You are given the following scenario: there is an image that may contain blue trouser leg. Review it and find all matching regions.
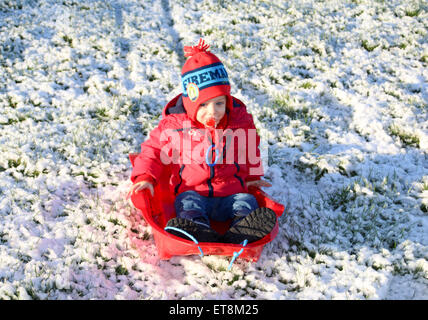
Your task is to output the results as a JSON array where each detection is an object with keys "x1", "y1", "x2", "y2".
[
  {"x1": 175, "y1": 191, "x2": 259, "y2": 228},
  {"x1": 174, "y1": 191, "x2": 211, "y2": 228},
  {"x1": 211, "y1": 193, "x2": 259, "y2": 226}
]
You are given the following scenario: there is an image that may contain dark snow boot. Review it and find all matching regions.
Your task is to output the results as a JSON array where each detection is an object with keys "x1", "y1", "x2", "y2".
[
  {"x1": 165, "y1": 217, "x2": 221, "y2": 243},
  {"x1": 221, "y1": 207, "x2": 277, "y2": 244}
]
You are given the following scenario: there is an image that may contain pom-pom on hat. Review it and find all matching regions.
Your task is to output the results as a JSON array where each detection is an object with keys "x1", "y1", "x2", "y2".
[{"x1": 181, "y1": 39, "x2": 231, "y2": 121}]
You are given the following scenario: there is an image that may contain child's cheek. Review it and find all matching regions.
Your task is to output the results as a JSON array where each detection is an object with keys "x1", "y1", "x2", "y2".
[{"x1": 196, "y1": 109, "x2": 205, "y2": 123}]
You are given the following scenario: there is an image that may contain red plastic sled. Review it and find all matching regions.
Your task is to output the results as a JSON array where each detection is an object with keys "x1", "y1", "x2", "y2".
[{"x1": 129, "y1": 153, "x2": 285, "y2": 262}]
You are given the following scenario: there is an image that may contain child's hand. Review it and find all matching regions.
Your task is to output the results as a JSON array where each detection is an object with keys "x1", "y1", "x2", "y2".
[
  {"x1": 246, "y1": 179, "x2": 272, "y2": 188},
  {"x1": 127, "y1": 181, "x2": 154, "y2": 199}
]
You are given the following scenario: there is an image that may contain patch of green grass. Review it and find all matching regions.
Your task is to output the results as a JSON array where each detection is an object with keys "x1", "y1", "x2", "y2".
[
  {"x1": 7, "y1": 96, "x2": 17, "y2": 108},
  {"x1": 335, "y1": 265, "x2": 344, "y2": 271},
  {"x1": 206, "y1": 263, "x2": 227, "y2": 272},
  {"x1": 147, "y1": 74, "x2": 157, "y2": 82},
  {"x1": 108, "y1": 217, "x2": 120, "y2": 226},
  {"x1": 405, "y1": 8, "x2": 421, "y2": 17},
  {"x1": 327, "y1": 185, "x2": 356, "y2": 210},
  {"x1": 222, "y1": 43, "x2": 235, "y2": 51},
  {"x1": 24, "y1": 286, "x2": 39, "y2": 300},
  {"x1": 311, "y1": 46, "x2": 323, "y2": 56},
  {"x1": 362, "y1": 40, "x2": 379, "y2": 52},
  {"x1": 413, "y1": 263, "x2": 425, "y2": 275},
  {"x1": 300, "y1": 81, "x2": 315, "y2": 89},
  {"x1": 26, "y1": 168, "x2": 49, "y2": 178},
  {"x1": 398, "y1": 42, "x2": 407, "y2": 49},
  {"x1": 272, "y1": 95, "x2": 314, "y2": 124},
  {"x1": 0, "y1": 232, "x2": 7, "y2": 244},
  {"x1": 115, "y1": 265, "x2": 129, "y2": 276},
  {"x1": 104, "y1": 85, "x2": 118, "y2": 95},
  {"x1": 89, "y1": 107, "x2": 109, "y2": 120},
  {"x1": 280, "y1": 40, "x2": 293, "y2": 50},
  {"x1": 293, "y1": 156, "x2": 330, "y2": 181},
  {"x1": 246, "y1": 15, "x2": 260, "y2": 24},
  {"x1": 392, "y1": 261, "x2": 425, "y2": 277},
  {"x1": 227, "y1": 274, "x2": 241, "y2": 286},
  {"x1": 308, "y1": 250, "x2": 317, "y2": 259},
  {"x1": 8, "y1": 158, "x2": 22, "y2": 168},
  {"x1": 2, "y1": 113, "x2": 27, "y2": 124},
  {"x1": 62, "y1": 35, "x2": 73, "y2": 47},
  {"x1": 389, "y1": 125, "x2": 420, "y2": 147},
  {"x1": 384, "y1": 89, "x2": 400, "y2": 99},
  {"x1": 94, "y1": 108, "x2": 109, "y2": 120},
  {"x1": 282, "y1": 54, "x2": 294, "y2": 60},
  {"x1": 7, "y1": 158, "x2": 49, "y2": 179}
]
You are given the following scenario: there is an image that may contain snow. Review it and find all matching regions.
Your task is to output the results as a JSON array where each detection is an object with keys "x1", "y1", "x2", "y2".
[{"x1": 0, "y1": 0, "x2": 427, "y2": 300}]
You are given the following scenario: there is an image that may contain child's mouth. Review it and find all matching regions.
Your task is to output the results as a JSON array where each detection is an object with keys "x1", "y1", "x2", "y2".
[{"x1": 206, "y1": 118, "x2": 216, "y2": 128}]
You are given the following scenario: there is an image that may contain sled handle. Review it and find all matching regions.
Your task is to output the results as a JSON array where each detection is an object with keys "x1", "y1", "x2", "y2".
[
  {"x1": 227, "y1": 239, "x2": 248, "y2": 271},
  {"x1": 164, "y1": 226, "x2": 204, "y2": 257}
]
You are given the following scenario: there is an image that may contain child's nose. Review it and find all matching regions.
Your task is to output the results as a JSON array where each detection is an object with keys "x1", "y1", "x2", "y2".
[{"x1": 207, "y1": 103, "x2": 216, "y2": 115}]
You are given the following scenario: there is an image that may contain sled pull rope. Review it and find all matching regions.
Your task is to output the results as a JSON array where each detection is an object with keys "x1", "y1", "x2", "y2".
[
  {"x1": 227, "y1": 239, "x2": 248, "y2": 271},
  {"x1": 164, "y1": 226, "x2": 204, "y2": 257}
]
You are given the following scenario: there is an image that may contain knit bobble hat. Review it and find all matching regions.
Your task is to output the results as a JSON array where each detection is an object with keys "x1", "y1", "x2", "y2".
[{"x1": 181, "y1": 39, "x2": 232, "y2": 122}]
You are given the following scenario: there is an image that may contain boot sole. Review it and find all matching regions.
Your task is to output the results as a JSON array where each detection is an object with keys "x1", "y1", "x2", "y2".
[
  {"x1": 221, "y1": 207, "x2": 277, "y2": 244},
  {"x1": 165, "y1": 217, "x2": 221, "y2": 243}
]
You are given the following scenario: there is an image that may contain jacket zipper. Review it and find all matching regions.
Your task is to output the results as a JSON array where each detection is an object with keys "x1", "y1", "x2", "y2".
[
  {"x1": 207, "y1": 143, "x2": 215, "y2": 197},
  {"x1": 207, "y1": 166, "x2": 214, "y2": 197},
  {"x1": 174, "y1": 164, "x2": 185, "y2": 195},
  {"x1": 234, "y1": 161, "x2": 245, "y2": 189}
]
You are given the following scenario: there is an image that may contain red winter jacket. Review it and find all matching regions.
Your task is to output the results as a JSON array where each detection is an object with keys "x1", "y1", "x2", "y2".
[{"x1": 130, "y1": 94, "x2": 263, "y2": 197}]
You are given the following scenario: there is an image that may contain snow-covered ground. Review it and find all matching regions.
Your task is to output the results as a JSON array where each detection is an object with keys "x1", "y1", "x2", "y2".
[{"x1": 0, "y1": 0, "x2": 427, "y2": 300}]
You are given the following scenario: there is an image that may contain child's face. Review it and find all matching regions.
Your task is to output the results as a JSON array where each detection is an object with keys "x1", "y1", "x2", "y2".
[{"x1": 196, "y1": 95, "x2": 226, "y2": 127}]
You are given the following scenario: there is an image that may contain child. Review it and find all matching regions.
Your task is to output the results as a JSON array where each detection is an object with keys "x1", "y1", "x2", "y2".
[{"x1": 129, "y1": 39, "x2": 276, "y2": 244}]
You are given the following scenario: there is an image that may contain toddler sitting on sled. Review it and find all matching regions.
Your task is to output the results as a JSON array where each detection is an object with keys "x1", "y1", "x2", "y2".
[{"x1": 128, "y1": 39, "x2": 276, "y2": 244}]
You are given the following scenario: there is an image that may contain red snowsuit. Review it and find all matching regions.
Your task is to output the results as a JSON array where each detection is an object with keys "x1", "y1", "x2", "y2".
[{"x1": 131, "y1": 94, "x2": 263, "y2": 198}]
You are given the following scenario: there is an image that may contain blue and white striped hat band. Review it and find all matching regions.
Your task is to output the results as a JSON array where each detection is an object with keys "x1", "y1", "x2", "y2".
[{"x1": 181, "y1": 62, "x2": 230, "y2": 97}]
